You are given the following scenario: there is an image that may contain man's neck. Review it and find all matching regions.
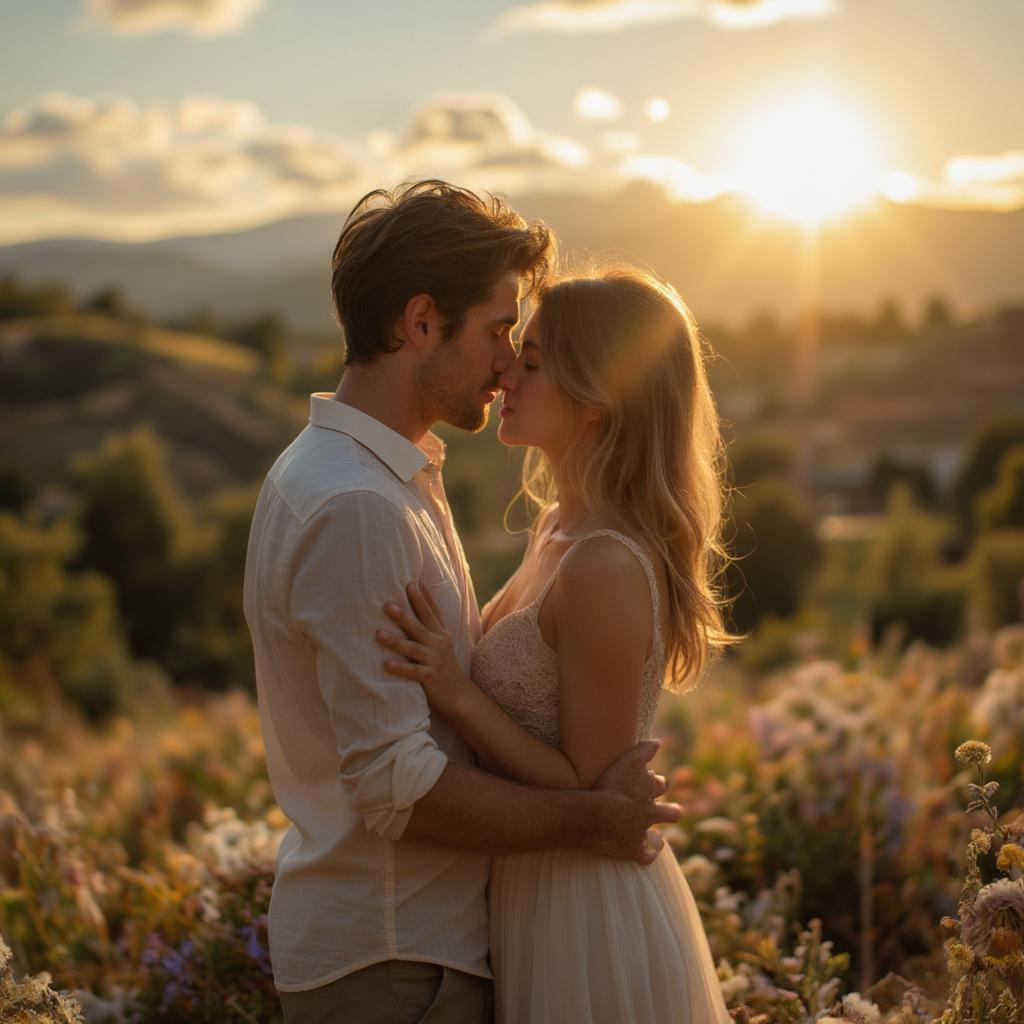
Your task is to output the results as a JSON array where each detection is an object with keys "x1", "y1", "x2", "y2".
[{"x1": 334, "y1": 367, "x2": 433, "y2": 445}]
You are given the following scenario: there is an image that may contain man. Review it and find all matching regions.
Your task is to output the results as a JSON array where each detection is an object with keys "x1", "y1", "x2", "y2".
[{"x1": 243, "y1": 180, "x2": 680, "y2": 1024}]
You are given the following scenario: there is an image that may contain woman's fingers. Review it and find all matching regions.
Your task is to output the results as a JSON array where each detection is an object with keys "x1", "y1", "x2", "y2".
[
  {"x1": 376, "y1": 630, "x2": 430, "y2": 664},
  {"x1": 406, "y1": 582, "x2": 443, "y2": 632},
  {"x1": 417, "y1": 581, "x2": 445, "y2": 623},
  {"x1": 382, "y1": 659, "x2": 429, "y2": 682},
  {"x1": 383, "y1": 602, "x2": 431, "y2": 643}
]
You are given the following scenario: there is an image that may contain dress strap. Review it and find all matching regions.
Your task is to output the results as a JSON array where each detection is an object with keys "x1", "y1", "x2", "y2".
[{"x1": 536, "y1": 528, "x2": 665, "y2": 668}]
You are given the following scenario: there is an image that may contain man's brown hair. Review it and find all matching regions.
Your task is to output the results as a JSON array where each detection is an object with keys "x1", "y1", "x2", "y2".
[{"x1": 331, "y1": 180, "x2": 555, "y2": 365}]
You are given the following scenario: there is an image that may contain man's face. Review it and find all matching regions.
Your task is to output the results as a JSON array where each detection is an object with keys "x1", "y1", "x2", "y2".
[{"x1": 417, "y1": 272, "x2": 520, "y2": 432}]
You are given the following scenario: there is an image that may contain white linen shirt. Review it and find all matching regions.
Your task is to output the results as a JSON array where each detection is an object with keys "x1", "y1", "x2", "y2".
[{"x1": 243, "y1": 393, "x2": 490, "y2": 993}]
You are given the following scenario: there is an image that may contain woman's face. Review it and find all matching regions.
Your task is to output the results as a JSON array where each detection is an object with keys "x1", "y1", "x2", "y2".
[{"x1": 496, "y1": 310, "x2": 576, "y2": 458}]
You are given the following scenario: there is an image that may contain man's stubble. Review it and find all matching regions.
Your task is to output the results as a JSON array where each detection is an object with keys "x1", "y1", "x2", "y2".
[{"x1": 416, "y1": 336, "x2": 493, "y2": 433}]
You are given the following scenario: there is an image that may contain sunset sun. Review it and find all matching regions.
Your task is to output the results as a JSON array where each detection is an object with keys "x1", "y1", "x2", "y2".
[{"x1": 727, "y1": 90, "x2": 885, "y2": 225}]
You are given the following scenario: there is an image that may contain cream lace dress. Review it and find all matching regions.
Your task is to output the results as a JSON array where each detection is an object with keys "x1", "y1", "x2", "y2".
[{"x1": 473, "y1": 529, "x2": 732, "y2": 1024}]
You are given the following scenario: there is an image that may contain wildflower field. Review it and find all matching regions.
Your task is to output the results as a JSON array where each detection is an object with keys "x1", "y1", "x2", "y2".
[{"x1": 1, "y1": 627, "x2": 1022, "y2": 1023}]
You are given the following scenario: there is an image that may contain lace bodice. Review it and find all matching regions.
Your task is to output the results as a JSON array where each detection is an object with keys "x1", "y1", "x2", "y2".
[{"x1": 471, "y1": 529, "x2": 666, "y2": 749}]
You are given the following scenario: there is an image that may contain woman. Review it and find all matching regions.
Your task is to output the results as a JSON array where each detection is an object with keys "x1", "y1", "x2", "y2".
[{"x1": 375, "y1": 265, "x2": 736, "y2": 1023}]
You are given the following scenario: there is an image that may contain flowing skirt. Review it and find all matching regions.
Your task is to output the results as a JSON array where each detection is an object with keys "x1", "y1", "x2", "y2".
[{"x1": 488, "y1": 842, "x2": 732, "y2": 1024}]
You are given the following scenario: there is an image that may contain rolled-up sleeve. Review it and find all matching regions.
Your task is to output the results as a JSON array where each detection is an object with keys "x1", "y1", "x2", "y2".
[{"x1": 288, "y1": 490, "x2": 449, "y2": 840}]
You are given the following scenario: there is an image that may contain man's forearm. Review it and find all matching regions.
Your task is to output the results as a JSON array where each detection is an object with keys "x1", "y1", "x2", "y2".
[{"x1": 403, "y1": 761, "x2": 611, "y2": 856}]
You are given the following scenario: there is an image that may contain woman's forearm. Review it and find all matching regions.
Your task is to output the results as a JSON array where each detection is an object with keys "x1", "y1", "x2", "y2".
[{"x1": 444, "y1": 683, "x2": 583, "y2": 789}]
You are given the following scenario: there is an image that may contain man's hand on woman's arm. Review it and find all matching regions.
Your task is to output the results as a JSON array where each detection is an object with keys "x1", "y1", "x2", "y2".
[{"x1": 402, "y1": 739, "x2": 678, "y2": 866}]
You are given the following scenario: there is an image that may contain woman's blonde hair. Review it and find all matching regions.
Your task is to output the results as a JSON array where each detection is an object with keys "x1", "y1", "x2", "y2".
[{"x1": 510, "y1": 264, "x2": 739, "y2": 691}]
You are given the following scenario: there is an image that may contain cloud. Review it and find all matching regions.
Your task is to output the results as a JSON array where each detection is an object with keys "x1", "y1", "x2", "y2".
[
  {"x1": 619, "y1": 153, "x2": 727, "y2": 201},
  {"x1": 708, "y1": 0, "x2": 836, "y2": 30},
  {"x1": 391, "y1": 92, "x2": 589, "y2": 194},
  {"x1": 0, "y1": 92, "x2": 362, "y2": 242},
  {"x1": 85, "y1": 0, "x2": 264, "y2": 36},
  {"x1": 879, "y1": 153, "x2": 1024, "y2": 212},
  {"x1": 573, "y1": 87, "x2": 623, "y2": 122},
  {"x1": 944, "y1": 150, "x2": 1024, "y2": 189},
  {"x1": 600, "y1": 130, "x2": 640, "y2": 154},
  {"x1": 643, "y1": 97, "x2": 671, "y2": 122},
  {"x1": 490, "y1": 0, "x2": 835, "y2": 35},
  {"x1": 0, "y1": 90, "x2": 597, "y2": 244}
]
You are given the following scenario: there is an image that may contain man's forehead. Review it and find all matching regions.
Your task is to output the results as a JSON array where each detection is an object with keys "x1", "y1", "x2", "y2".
[{"x1": 484, "y1": 272, "x2": 522, "y2": 321}]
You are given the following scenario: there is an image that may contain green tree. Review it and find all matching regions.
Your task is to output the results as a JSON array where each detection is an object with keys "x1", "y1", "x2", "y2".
[
  {"x1": 873, "y1": 296, "x2": 906, "y2": 338},
  {"x1": 232, "y1": 313, "x2": 290, "y2": 383},
  {"x1": 728, "y1": 436, "x2": 795, "y2": 490},
  {"x1": 969, "y1": 530, "x2": 1024, "y2": 628},
  {"x1": 951, "y1": 415, "x2": 1024, "y2": 533},
  {"x1": 0, "y1": 275, "x2": 73, "y2": 319},
  {"x1": 974, "y1": 445, "x2": 1024, "y2": 531},
  {"x1": 724, "y1": 480, "x2": 822, "y2": 634},
  {"x1": 171, "y1": 484, "x2": 258, "y2": 691},
  {"x1": 866, "y1": 454, "x2": 938, "y2": 510},
  {"x1": 0, "y1": 513, "x2": 135, "y2": 721},
  {"x1": 80, "y1": 286, "x2": 125, "y2": 318},
  {"x1": 862, "y1": 484, "x2": 964, "y2": 646},
  {"x1": 0, "y1": 466, "x2": 32, "y2": 514},
  {"x1": 921, "y1": 293, "x2": 954, "y2": 331},
  {"x1": 71, "y1": 428, "x2": 190, "y2": 660}
]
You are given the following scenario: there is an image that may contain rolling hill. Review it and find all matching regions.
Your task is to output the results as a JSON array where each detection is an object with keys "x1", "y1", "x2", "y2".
[{"x1": 0, "y1": 187, "x2": 1021, "y2": 333}]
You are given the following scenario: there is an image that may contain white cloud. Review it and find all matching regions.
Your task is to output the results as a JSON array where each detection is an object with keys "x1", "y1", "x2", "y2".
[
  {"x1": 574, "y1": 87, "x2": 624, "y2": 122},
  {"x1": 600, "y1": 130, "x2": 640, "y2": 154},
  {"x1": 620, "y1": 153, "x2": 727, "y2": 201},
  {"x1": 85, "y1": 0, "x2": 264, "y2": 36},
  {"x1": 392, "y1": 92, "x2": 590, "y2": 195},
  {"x1": 878, "y1": 154, "x2": 1024, "y2": 212},
  {"x1": 708, "y1": 0, "x2": 836, "y2": 30},
  {"x1": 491, "y1": 0, "x2": 835, "y2": 35},
  {"x1": 643, "y1": 97, "x2": 671, "y2": 123},
  {"x1": 494, "y1": 0, "x2": 696, "y2": 35},
  {"x1": 0, "y1": 92, "x2": 362, "y2": 242},
  {"x1": 0, "y1": 90, "x2": 596, "y2": 244},
  {"x1": 944, "y1": 150, "x2": 1024, "y2": 188}
]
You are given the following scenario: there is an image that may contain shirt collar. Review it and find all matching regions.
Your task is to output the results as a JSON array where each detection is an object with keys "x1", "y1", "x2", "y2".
[{"x1": 309, "y1": 393, "x2": 446, "y2": 484}]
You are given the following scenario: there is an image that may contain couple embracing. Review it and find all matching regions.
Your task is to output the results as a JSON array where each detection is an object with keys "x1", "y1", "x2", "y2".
[{"x1": 243, "y1": 179, "x2": 736, "y2": 1024}]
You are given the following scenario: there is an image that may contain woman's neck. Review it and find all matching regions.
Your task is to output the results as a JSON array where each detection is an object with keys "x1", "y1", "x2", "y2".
[{"x1": 551, "y1": 467, "x2": 593, "y2": 536}]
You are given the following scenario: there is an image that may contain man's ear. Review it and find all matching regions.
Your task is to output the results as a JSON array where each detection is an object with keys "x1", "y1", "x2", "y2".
[{"x1": 400, "y1": 293, "x2": 441, "y2": 351}]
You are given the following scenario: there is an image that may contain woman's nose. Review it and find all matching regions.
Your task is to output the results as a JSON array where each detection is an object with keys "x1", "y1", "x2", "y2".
[{"x1": 497, "y1": 359, "x2": 519, "y2": 391}]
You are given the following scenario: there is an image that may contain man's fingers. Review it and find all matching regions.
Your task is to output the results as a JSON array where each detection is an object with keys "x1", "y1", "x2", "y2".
[
  {"x1": 652, "y1": 773, "x2": 668, "y2": 798},
  {"x1": 629, "y1": 739, "x2": 661, "y2": 766},
  {"x1": 649, "y1": 801, "x2": 683, "y2": 825}
]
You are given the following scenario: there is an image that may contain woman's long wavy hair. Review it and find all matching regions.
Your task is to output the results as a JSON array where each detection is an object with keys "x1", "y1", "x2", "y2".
[{"x1": 509, "y1": 264, "x2": 740, "y2": 691}]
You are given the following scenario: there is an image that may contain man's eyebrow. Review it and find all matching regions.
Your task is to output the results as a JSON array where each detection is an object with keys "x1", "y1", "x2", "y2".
[{"x1": 491, "y1": 313, "x2": 519, "y2": 328}]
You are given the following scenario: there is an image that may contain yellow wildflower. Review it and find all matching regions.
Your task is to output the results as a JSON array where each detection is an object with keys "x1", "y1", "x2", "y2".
[
  {"x1": 954, "y1": 741, "x2": 992, "y2": 767},
  {"x1": 945, "y1": 941, "x2": 975, "y2": 978},
  {"x1": 996, "y1": 842, "x2": 1024, "y2": 874},
  {"x1": 969, "y1": 829, "x2": 992, "y2": 854}
]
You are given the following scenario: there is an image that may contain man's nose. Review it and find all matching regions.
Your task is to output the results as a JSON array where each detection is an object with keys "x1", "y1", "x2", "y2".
[{"x1": 493, "y1": 333, "x2": 517, "y2": 376}]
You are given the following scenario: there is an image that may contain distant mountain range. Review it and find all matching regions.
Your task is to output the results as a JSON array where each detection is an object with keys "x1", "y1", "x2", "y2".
[{"x1": 2, "y1": 185, "x2": 1022, "y2": 331}]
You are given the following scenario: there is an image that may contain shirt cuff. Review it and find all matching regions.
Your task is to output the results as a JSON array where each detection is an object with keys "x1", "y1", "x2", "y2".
[{"x1": 342, "y1": 731, "x2": 449, "y2": 841}]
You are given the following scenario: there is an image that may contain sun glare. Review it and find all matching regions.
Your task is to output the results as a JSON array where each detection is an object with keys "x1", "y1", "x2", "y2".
[{"x1": 726, "y1": 90, "x2": 884, "y2": 225}]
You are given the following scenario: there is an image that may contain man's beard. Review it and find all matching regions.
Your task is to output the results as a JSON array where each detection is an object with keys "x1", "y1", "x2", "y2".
[{"x1": 417, "y1": 344, "x2": 492, "y2": 433}]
